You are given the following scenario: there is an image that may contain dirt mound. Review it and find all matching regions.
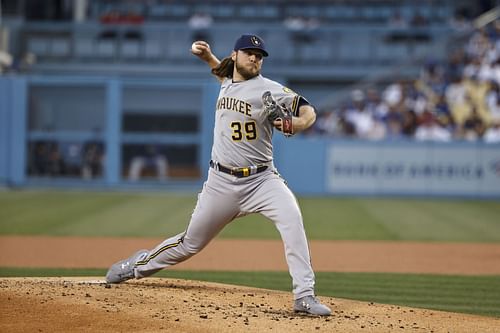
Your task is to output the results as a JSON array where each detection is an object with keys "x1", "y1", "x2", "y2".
[{"x1": 1, "y1": 277, "x2": 498, "y2": 333}]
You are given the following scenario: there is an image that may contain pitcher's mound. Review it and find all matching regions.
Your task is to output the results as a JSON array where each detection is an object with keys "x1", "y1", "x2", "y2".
[{"x1": 0, "y1": 277, "x2": 498, "y2": 333}]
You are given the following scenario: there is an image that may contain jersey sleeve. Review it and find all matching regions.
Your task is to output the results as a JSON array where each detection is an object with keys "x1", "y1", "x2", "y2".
[{"x1": 269, "y1": 85, "x2": 307, "y2": 117}]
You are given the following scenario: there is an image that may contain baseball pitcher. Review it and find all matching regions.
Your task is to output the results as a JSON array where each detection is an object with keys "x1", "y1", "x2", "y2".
[{"x1": 106, "y1": 34, "x2": 331, "y2": 316}]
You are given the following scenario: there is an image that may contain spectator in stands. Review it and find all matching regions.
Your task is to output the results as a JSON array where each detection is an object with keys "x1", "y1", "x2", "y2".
[
  {"x1": 31, "y1": 141, "x2": 65, "y2": 177},
  {"x1": 123, "y1": 10, "x2": 145, "y2": 25},
  {"x1": 448, "y1": 9, "x2": 473, "y2": 32},
  {"x1": 388, "y1": 10, "x2": 408, "y2": 29},
  {"x1": 0, "y1": 49, "x2": 13, "y2": 74},
  {"x1": 401, "y1": 109, "x2": 419, "y2": 137},
  {"x1": 365, "y1": 88, "x2": 389, "y2": 120},
  {"x1": 464, "y1": 74, "x2": 490, "y2": 122},
  {"x1": 465, "y1": 28, "x2": 491, "y2": 60},
  {"x1": 82, "y1": 141, "x2": 104, "y2": 180},
  {"x1": 485, "y1": 80, "x2": 500, "y2": 122},
  {"x1": 100, "y1": 9, "x2": 144, "y2": 25},
  {"x1": 417, "y1": 59, "x2": 447, "y2": 100},
  {"x1": 337, "y1": 112, "x2": 357, "y2": 137},
  {"x1": 433, "y1": 94, "x2": 456, "y2": 133},
  {"x1": 17, "y1": 52, "x2": 37, "y2": 73},
  {"x1": 434, "y1": 93, "x2": 451, "y2": 117},
  {"x1": 30, "y1": 141, "x2": 50, "y2": 176},
  {"x1": 1, "y1": 52, "x2": 36, "y2": 74},
  {"x1": 384, "y1": 111, "x2": 404, "y2": 140},
  {"x1": 405, "y1": 85, "x2": 428, "y2": 116},
  {"x1": 490, "y1": 58, "x2": 500, "y2": 85},
  {"x1": 382, "y1": 81, "x2": 404, "y2": 108},
  {"x1": 483, "y1": 120, "x2": 500, "y2": 143},
  {"x1": 444, "y1": 50, "x2": 466, "y2": 82},
  {"x1": 415, "y1": 110, "x2": 452, "y2": 142},
  {"x1": 284, "y1": 16, "x2": 307, "y2": 36},
  {"x1": 463, "y1": 56, "x2": 482, "y2": 79},
  {"x1": 344, "y1": 89, "x2": 385, "y2": 140},
  {"x1": 459, "y1": 106, "x2": 486, "y2": 141},
  {"x1": 410, "y1": 10, "x2": 428, "y2": 27},
  {"x1": 100, "y1": 10, "x2": 122, "y2": 24},
  {"x1": 284, "y1": 15, "x2": 319, "y2": 62},
  {"x1": 128, "y1": 144, "x2": 169, "y2": 182},
  {"x1": 445, "y1": 74, "x2": 469, "y2": 124},
  {"x1": 124, "y1": 29, "x2": 143, "y2": 42},
  {"x1": 313, "y1": 109, "x2": 341, "y2": 137},
  {"x1": 483, "y1": 36, "x2": 499, "y2": 66},
  {"x1": 60, "y1": 142, "x2": 84, "y2": 176},
  {"x1": 489, "y1": 20, "x2": 500, "y2": 41},
  {"x1": 188, "y1": 12, "x2": 213, "y2": 44}
]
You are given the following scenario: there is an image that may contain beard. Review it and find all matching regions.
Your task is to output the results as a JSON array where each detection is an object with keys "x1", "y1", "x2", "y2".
[{"x1": 234, "y1": 55, "x2": 260, "y2": 80}]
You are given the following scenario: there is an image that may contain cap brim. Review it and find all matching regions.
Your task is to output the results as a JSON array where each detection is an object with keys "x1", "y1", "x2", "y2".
[{"x1": 238, "y1": 47, "x2": 269, "y2": 57}]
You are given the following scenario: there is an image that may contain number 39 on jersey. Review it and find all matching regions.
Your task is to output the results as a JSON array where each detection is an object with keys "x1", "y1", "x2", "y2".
[{"x1": 230, "y1": 121, "x2": 257, "y2": 141}]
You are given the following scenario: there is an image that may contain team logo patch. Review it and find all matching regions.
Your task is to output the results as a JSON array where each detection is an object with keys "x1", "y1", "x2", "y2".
[
  {"x1": 283, "y1": 87, "x2": 295, "y2": 94},
  {"x1": 251, "y1": 36, "x2": 261, "y2": 46}
]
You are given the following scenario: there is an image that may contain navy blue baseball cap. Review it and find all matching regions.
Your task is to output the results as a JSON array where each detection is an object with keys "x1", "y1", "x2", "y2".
[{"x1": 233, "y1": 34, "x2": 269, "y2": 57}]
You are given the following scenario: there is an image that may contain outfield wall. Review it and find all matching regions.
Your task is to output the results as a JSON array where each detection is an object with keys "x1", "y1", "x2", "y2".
[
  {"x1": 274, "y1": 137, "x2": 500, "y2": 198},
  {"x1": 1, "y1": 75, "x2": 499, "y2": 198}
]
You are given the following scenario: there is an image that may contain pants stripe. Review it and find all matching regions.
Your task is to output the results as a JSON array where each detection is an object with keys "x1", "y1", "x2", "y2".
[{"x1": 135, "y1": 237, "x2": 183, "y2": 267}]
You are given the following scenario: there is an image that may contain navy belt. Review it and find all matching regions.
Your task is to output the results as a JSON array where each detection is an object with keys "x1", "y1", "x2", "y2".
[{"x1": 210, "y1": 160, "x2": 268, "y2": 178}]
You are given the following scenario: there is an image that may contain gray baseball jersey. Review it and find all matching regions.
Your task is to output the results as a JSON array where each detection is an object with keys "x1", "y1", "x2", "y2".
[
  {"x1": 212, "y1": 75, "x2": 300, "y2": 167},
  {"x1": 134, "y1": 74, "x2": 316, "y2": 300}
]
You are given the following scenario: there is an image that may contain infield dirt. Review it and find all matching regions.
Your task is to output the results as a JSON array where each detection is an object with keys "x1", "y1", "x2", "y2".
[
  {"x1": 1, "y1": 277, "x2": 500, "y2": 333},
  {"x1": 2, "y1": 236, "x2": 500, "y2": 274}
]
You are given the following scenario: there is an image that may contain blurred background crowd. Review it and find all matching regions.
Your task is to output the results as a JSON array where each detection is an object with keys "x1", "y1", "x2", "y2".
[{"x1": 309, "y1": 21, "x2": 500, "y2": 143}]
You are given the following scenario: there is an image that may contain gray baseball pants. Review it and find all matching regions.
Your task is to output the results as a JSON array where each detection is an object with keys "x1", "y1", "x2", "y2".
[{"x1": 134, "y1": 167, "x2": 316, "y2": 299}]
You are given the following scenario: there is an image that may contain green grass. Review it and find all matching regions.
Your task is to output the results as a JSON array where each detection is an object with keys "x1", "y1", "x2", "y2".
[
  {"x1": 1, "y1": 267, "x2": 499, "y2": 318},
  {"x1": 1, "y1": 190, "x2": 499, "y2": 241}
]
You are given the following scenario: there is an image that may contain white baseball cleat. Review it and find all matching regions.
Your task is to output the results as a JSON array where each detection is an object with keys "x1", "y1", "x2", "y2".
[
  {"x1": 293, "y1": 295, "x2": 332, "y2": 316},
  {"x1": 105, "y1": 250, "x2": 149, "y2": 284}
]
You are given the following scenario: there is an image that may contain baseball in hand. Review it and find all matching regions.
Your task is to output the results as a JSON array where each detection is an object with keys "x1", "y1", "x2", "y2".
[{"x1": 191, "y1": 42, "x2": 203, "y2": 55}]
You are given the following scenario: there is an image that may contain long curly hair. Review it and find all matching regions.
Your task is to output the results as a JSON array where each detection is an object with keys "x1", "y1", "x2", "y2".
[{"x1": 211, "y1": 56, "x2": 234, "y2": 78}]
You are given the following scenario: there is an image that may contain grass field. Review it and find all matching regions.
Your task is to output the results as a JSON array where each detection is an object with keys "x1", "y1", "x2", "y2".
[
  {"x1": 1, "y1": 190, "x2": 500, "y2": 241},
  {"x1": 1, "y1": 190, "x2": 500, "y2": 318}
]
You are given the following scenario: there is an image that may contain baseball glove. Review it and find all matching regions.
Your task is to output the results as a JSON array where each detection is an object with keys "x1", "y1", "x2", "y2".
[{"x1": 262, "y1": 91, "x2": 293, "y2": 136}]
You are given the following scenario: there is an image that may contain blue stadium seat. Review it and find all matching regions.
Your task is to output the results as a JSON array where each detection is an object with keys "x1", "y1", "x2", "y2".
[
  {"x1": 51, "y1": 38, "x2": 70, "y2": 57},
  {"x1": 27, "y1": 38, "x2": 50, "y2": 57}
]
